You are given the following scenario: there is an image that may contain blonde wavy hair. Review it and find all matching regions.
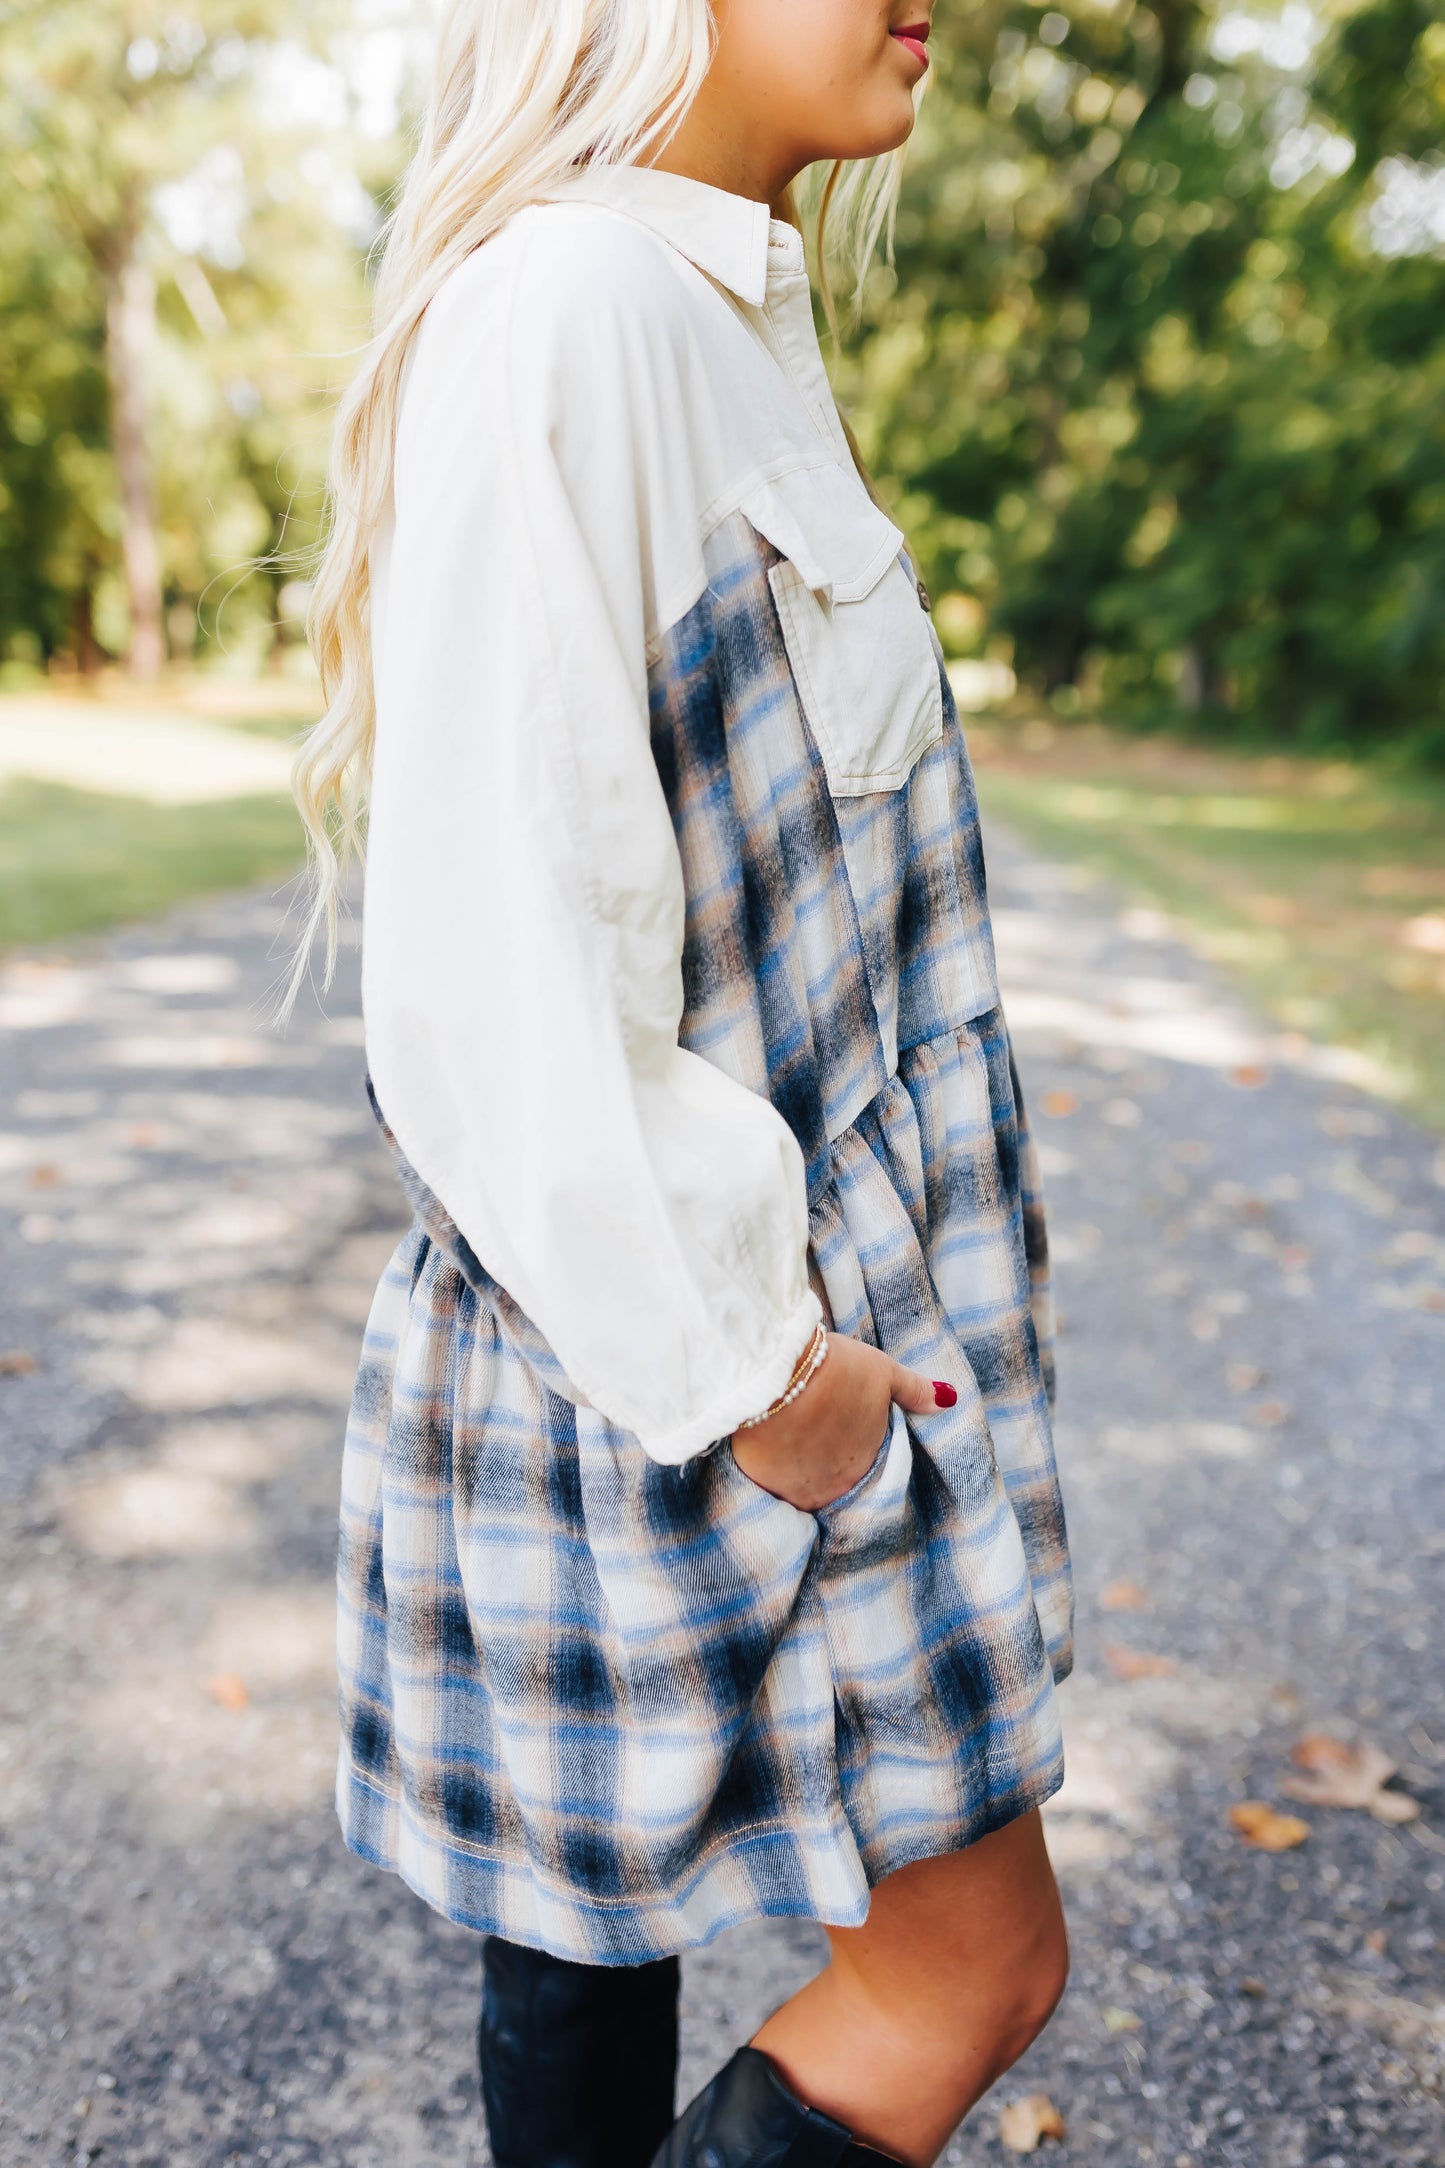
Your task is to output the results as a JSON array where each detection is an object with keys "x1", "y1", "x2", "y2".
[{"x1": 287, "y1": 0, "x2": 912, "y2": 1008}]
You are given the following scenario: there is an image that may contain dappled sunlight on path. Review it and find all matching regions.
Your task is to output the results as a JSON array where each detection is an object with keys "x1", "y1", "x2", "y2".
[
  {"x1": 0, "y1": 836, "x2": 1441, "y2": 2165},
  {"x1": 0, "y1": 700, "x2": 296, "y2": 805},
  {"x1": 971, "y1": 833, "x2": 1445, "y2": 2167}
]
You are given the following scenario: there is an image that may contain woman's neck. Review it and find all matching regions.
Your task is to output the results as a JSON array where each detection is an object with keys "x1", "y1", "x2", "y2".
[{"x1": 646, "y1": 89, "x2": 799, "y2": 215}]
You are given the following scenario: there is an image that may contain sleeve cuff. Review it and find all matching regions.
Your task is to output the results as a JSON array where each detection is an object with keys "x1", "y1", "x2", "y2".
[{"x1": 634, "y1": 1290, "x2": 825, "y2": 1466}]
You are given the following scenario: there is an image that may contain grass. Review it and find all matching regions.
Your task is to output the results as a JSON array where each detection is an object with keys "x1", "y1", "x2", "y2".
[
  {"x1": 0, "y1": 674, "x2": 316, "y2": 951},
  {"x1": 5, "y1": 676, "x2": 1443, "y2": 1134},
  {"x1": 967, "y1": 714, "x2": 1445, "y2": 1130},
  {"x1": 0, "y1": 777, "x2": 305, "y2": 949}
]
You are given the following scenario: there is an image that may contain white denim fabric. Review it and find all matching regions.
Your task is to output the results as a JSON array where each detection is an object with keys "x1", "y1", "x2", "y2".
[{"x1": 364, "y1": 167, "x2": 943, "y2": 1464}]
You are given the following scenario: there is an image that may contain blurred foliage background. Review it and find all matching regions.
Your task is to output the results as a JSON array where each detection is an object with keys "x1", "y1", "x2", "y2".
[
  {"x1": 2, "y1": 0, "x2": 1441, "y2": 753},
  {"x1": 0, "y1": 0, "x2": 400, "y2": 683},
  {"x1": 0, "y1": 0, "x2": 1441, "y2": 1111},
  {"x1": 844, "y1": 0, "x2": 1445, "y2": 765}
]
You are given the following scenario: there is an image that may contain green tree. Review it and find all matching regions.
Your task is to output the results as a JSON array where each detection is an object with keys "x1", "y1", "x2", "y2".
[
  {"x1": 844, "y1": 0, "x2": 1445, "y2": 761},
  {"x1": 0, "y1": 0, "x2": 380, "y2": 676}
]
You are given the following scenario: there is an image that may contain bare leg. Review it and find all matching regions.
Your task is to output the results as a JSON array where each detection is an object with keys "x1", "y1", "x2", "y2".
[{"x1": 750, "y1": 1811, "x2": 1068, "y2": 2166}]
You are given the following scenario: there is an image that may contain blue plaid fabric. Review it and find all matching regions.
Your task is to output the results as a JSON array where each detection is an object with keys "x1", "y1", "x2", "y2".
[{"x1": 338, "y1": 512, "x2": 1072, "y2": 1961}]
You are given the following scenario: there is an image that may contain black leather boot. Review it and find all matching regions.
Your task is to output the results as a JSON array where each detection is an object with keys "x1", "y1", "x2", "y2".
[
  {"x1": 651, "y1": 2046, "x2": 901, "y2": 2166},
  {"x1": 479, "y1": 1934, "x2": 680, "y2": 2168}
]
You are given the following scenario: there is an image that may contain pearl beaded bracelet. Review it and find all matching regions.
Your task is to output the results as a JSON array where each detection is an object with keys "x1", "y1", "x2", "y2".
[{"x1": 734, "y1": 1321, "x2": 829, "y2": 1431}]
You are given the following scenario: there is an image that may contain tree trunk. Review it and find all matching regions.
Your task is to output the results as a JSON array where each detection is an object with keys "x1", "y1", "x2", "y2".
[
  {"x1": 71, "y1": 578, "x2": 103, "y2": 675},
  {"x1": 1181, "y1": 636, "x2": 1229, "y2": 711},
  {"x1": 105, "y1": 253, "x2": 164, "y2": 680}
]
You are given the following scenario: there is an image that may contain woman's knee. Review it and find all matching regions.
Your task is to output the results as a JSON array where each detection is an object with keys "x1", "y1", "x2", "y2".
[
  {"x1": 829, "y1": 1895, "x2": 1068, "y2": 2090},
  {"x1": 756, "y1": 1820, "x2": 1070, "y2": 2150},
  {"x1": 914, "y1": 1883, "x2": 1068, "y2": 2075},
  {"x1": 988, "y1": 1908, "x2": 1070, "y2": 2069}
]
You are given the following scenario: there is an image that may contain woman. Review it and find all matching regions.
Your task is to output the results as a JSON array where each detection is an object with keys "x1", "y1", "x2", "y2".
[{"x1": 293, "y1": 3, "x2": 1073, "y2": 2162}]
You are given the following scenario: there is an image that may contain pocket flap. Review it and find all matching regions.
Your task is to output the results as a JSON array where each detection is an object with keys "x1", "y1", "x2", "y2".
[{"x1": 740, "y1": 461, "x2": 905, "y2": 603}]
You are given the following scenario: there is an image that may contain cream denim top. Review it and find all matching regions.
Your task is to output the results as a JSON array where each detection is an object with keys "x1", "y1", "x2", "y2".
[{"x1": 364, "y1": 165, "x2": 942, "y2": 1464}]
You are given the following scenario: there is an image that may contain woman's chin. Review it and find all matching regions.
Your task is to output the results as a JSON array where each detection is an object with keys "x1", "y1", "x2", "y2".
[{"x1": 825, "y1": 95, "x2": 919, "y2": 164}]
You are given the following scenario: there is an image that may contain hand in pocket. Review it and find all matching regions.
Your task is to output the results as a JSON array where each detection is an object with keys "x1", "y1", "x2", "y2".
[{"x1": 730, "y1": 1334, "x2": 954, "y2": 1512}]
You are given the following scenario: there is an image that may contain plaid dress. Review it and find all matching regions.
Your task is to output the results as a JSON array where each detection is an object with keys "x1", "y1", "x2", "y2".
[{"x1": 338, "y1": 508, "x2": 1073, "y2": 1962}]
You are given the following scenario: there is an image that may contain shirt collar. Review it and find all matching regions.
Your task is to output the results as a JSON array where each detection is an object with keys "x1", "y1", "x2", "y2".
[{"x1": 540, "y1": 164, "x2": 803, "y2": 307}]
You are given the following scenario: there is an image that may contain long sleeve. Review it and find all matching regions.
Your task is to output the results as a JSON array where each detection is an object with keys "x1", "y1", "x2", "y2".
[{"x1": 361, "y1": 209, "x2": 821, "y2": 1465}]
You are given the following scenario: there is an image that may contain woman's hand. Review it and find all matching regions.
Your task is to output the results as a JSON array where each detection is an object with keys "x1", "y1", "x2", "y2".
[{"x1": 730, "y1": 1334, "x2": 954, "y2": 1513}]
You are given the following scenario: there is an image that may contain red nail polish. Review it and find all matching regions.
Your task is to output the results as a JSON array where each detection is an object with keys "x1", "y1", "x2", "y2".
[{"x1": 932, "y1": 1380, "x2": 957, "y2": 1408}]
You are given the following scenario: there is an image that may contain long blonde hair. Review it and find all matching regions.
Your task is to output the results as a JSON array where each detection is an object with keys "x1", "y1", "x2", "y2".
[{"x1": 287, "y1": 0, "x2": 910, "y2": 1007}]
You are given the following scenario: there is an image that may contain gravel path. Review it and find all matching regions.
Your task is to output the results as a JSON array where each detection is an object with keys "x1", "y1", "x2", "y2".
[{"x1": 1, "y1": 833, "x2": 1441, "y2": 2168}]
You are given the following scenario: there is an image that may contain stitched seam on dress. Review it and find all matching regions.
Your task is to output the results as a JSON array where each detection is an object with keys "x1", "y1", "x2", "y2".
[
  {"x1": 643, "y1": 458, "x2": 841, "y2": 665},
  {"x1": 698, "y1": 447, "x2": 836, "y2": 543},
  {"x1": 648, "y1": 445, "x2": 895, "y2": 659},
  {"x1": 341, "y1": 1762, "x2": 403, "y2": 1807},
  {"x1": 370, "y1": 1783, "x2": 855, "y2": 1895},
  {"x1": 819, "y1": 1005, "x2": 1009, "y2": 1149}
]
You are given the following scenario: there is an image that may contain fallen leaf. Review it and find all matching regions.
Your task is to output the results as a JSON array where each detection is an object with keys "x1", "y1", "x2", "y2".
[
  {"x1": 998, "y1": 2094, "x2": 1066, "y2": 2153},
  {"x1": 1102, "y1": 2006, "x2": 1141, "y2": 2034},
  {"x1": 1421, "y1": 1289, "x2": 1445, "y2": 1314},
  {"x1": 205, "y1": 1673, "x2": 250, "y2": 1713},
  {"x1": 1335, "y1": 1987, "x2": 1445, "y2": 2051},
  {"x1": 1289, "y1": 1731, "x2": 1354, "y2": 1774},
  {"x1": 1281, "y1": 1734, "x2": 1420, "y2": 1824},
  {"x1": 1040, "y1": 1090, "x2": 1079, "y2": 1119},
  {"x1": 25, "y1": 1163, "x2": 61, "y2": 1189},
  {"x1": 1229, "y1": 1801, "x2": 1310, "y2": 1851},
  {"x1": 1251, "y1": 1399, "x2": 1291, "y2": 1427},
  {"x1": 1229, "y1": 1064, "x2": 1270, "y2": 1089},
  {"x1": 1104, "y1": 1645, "x2": 1176, "y2": 1682},
  {"x1": 1100, "y1": 1579, "x2": 1149, "y2": 1612},
  {"x1": 1227, "y1": 1363, "x2": 1265, "y2": 1393},
  {"x1": 1365, "y1": 1929, "x2": 1387, "y2": 1955},
  {"x1": 0, "y1": 1351, "x2": 38, "y2": 1378},
  {"x1": 1238, "y1": 1977, "x2": 1267, "y2": 1998}
]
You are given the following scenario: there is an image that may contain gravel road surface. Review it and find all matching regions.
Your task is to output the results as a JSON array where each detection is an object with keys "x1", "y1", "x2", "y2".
[{"x1": 1, "y1": 831, "x2": 1441, "y2": 2168}]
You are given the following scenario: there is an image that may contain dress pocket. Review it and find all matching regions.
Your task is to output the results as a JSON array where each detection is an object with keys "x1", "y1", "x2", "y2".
[{"x1": 742, "y1": 462, "x2": 944, "y2": 798}]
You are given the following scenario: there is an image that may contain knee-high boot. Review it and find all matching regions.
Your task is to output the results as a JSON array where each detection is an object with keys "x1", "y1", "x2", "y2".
[
  {"x1": 480, "y1": 1934, "x2": 680, "y2": 2168},
  {"x1": 651, "y1": 2046, "x2": 901, "y2": 2166}
]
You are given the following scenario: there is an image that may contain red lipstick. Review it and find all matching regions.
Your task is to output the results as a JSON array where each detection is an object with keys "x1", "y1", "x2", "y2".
[{"x1": 890, "y1": 21, "x2": 930, "y2": 70}]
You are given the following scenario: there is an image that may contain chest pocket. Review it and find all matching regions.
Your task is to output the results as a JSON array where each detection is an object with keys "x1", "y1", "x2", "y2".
[{"x1": 742, "y1": 460, "x2": 943, "y2": 797}]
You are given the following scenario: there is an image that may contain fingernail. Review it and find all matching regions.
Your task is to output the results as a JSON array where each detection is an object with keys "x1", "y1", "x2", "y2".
[{"x1": 932, "y1": 1380, "x2": 957, "y2": 1408}]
